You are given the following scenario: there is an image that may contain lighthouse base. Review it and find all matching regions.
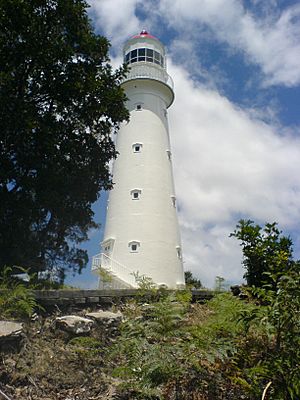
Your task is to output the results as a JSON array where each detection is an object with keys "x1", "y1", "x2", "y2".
[{"x1": 92, "y1": 253, "x2": 185, "y2": 290}]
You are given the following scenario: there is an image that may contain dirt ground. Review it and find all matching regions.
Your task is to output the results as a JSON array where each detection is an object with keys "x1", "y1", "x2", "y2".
[{"x1": 0, "y1": 311, "x2": 122, "y2": 400}]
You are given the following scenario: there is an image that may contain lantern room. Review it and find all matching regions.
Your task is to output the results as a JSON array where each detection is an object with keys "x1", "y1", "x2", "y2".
[{"x1": 123, "y1": 30, "x2": 166, "y2": 69}]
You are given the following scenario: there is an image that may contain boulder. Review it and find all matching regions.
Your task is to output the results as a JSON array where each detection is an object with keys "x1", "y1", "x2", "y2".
[
  {"x1": 0, "y1": 321, "x2": 24, "y2": 351},
  {"x1": 85, "y1": 310, "x2": 123, "y2": 327},
  {"x1": 55, "y1": 315, "x2": 94, "y2": 334}
]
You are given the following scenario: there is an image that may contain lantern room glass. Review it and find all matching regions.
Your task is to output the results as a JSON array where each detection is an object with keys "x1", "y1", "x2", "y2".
[{"x1": 124, "y1": 48, "x2": 164, "y2": 68}]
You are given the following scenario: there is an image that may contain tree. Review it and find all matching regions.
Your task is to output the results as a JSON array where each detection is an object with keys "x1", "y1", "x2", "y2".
[
  {"x1": 0, "y1": 0, "x2": 128, "y2": 281},
  {"x1": 184, "y1": 270, "x2": 202, "y2": 288},
  {"x1": 231, "y1": 221, "x2": 300, "y2": 398},
  {"x1": 230, "y1": 220, "x2": 296, "y2": 290}
]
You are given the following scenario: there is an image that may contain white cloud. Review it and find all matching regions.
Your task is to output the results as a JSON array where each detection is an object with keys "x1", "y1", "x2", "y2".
[
  {"x1": 169, "y1": 63, "x2": 300, "y2": 286},
  {"x1": 86, "y1": 0, "x2": 300, "y2": 288},
  {"x1": 88, "y1": 0, "x2": 300, "y2": 87},
  {"x1": 87, "y1": 0, "x2": 140, "y2": 48},
  {"x1": 157, "y1": 0, "x2": 300, "y2": 87}
]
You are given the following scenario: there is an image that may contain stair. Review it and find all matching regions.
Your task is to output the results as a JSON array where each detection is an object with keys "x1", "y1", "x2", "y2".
[{"x1": 92, "y1": 253, "x2": 138, "y2": 289}]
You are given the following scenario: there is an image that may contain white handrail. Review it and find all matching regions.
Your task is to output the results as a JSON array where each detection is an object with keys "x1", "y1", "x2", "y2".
[{"x1": 92, "y1": 253, "x2": 138, "y2": 288}]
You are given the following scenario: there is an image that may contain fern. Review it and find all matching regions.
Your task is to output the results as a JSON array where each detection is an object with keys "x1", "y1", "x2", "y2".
[
  {"x1": 0, "y1": 266, "x2": 38, "y2": 319},
  {"x1": 188, "y1": 293, "x2": 253, "y2": 360},
  {"x1": 108, "y1": 293, "x2": 191, "y2": 399}
]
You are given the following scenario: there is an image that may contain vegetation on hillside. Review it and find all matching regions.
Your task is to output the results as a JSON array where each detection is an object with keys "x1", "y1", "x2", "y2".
[
  {"x1": 107, "y1": 279, "x2": 299, "y2": 399},
  {"x1": 0, "y1": 217, "x2": 299, "y2": 399},
  {"x1": 104, "y1": 221, "x2": 300, "y2": 399}
]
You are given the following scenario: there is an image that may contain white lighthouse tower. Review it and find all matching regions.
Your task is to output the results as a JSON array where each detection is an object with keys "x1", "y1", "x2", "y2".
[{"x1": 92, "y1": 31, "x2": 185, "y2": 289}]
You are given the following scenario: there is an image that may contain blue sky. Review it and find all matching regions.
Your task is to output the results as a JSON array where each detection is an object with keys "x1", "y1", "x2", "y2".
[{"x1": 67, "y1": 0, "x2": 300, "y2": 288}]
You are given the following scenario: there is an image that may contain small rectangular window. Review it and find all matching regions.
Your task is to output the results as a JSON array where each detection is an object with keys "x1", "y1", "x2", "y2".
[
  {"x1": 131, "y1": 49, "x2": 137, "y2": 58},
  {"x1": 136, "y1": 104, "x2": 142, "y2": 110},
  {"x1": 131, "y1": 189, "x2": 141, "y2": 199},
  {"x1": 138, "y1": 56, "x2": 146, "y2": 61},
  {"x1": 129, "y1": 241, "x2": 140, "y2": 252},
  {"x1": 133, "y1": 143, "x2": 143, "y2": 152}
]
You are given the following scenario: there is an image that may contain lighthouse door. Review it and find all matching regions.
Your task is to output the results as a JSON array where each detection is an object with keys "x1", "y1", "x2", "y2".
[{"x1": 101, "y1": 239, "x2": 114, "y2": 258}]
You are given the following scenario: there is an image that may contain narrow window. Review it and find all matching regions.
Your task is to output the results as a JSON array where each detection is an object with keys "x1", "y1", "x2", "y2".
[
  {"x1": 146, "y1": 48, "x2": 154, "y2": 62},
  {"x1": 154, "y1": 50, "x2": 160, "y2": 65},
  {"x1": 138, "y1": 48, "x2": 146, "y2": 61},
  {"x1": 171, "y1": 195, "x2": 176, "y2": 207},
  {"x1": 176, "y1": 246, "x2": 182, "y2": 260},
  {"x1": 166, "y1": 150, "x2": 172, "y2": 160}
]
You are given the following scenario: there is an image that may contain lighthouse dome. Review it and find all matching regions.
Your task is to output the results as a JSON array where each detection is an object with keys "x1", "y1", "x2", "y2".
[{"x1": 132, "y1": 30, "x2": 157, "y2": 40}]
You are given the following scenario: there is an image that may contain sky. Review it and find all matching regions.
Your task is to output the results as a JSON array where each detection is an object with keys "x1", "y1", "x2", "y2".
[{"x1": 67, "y1": 0, "x2": 300, "y2": 289}]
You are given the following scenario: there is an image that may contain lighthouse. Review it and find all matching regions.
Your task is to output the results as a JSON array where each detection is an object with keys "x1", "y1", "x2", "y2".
[{"x1": 92, "y1": 31, "x2": 185, "y2": 289}]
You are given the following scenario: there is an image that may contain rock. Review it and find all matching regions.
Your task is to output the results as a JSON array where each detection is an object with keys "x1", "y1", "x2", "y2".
[
  {"x1": 85, "y1": 310, "x2": 123, "y2": 326},
  {"x1": 0, "y1": 321, "x2": 24, "y2": 352},
  {"x1": 0, "y1": 321, "x2": 23, "y2": 338},
  {"x1": 55, "y1": 315, "x2": 94, "y2": 334}
]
